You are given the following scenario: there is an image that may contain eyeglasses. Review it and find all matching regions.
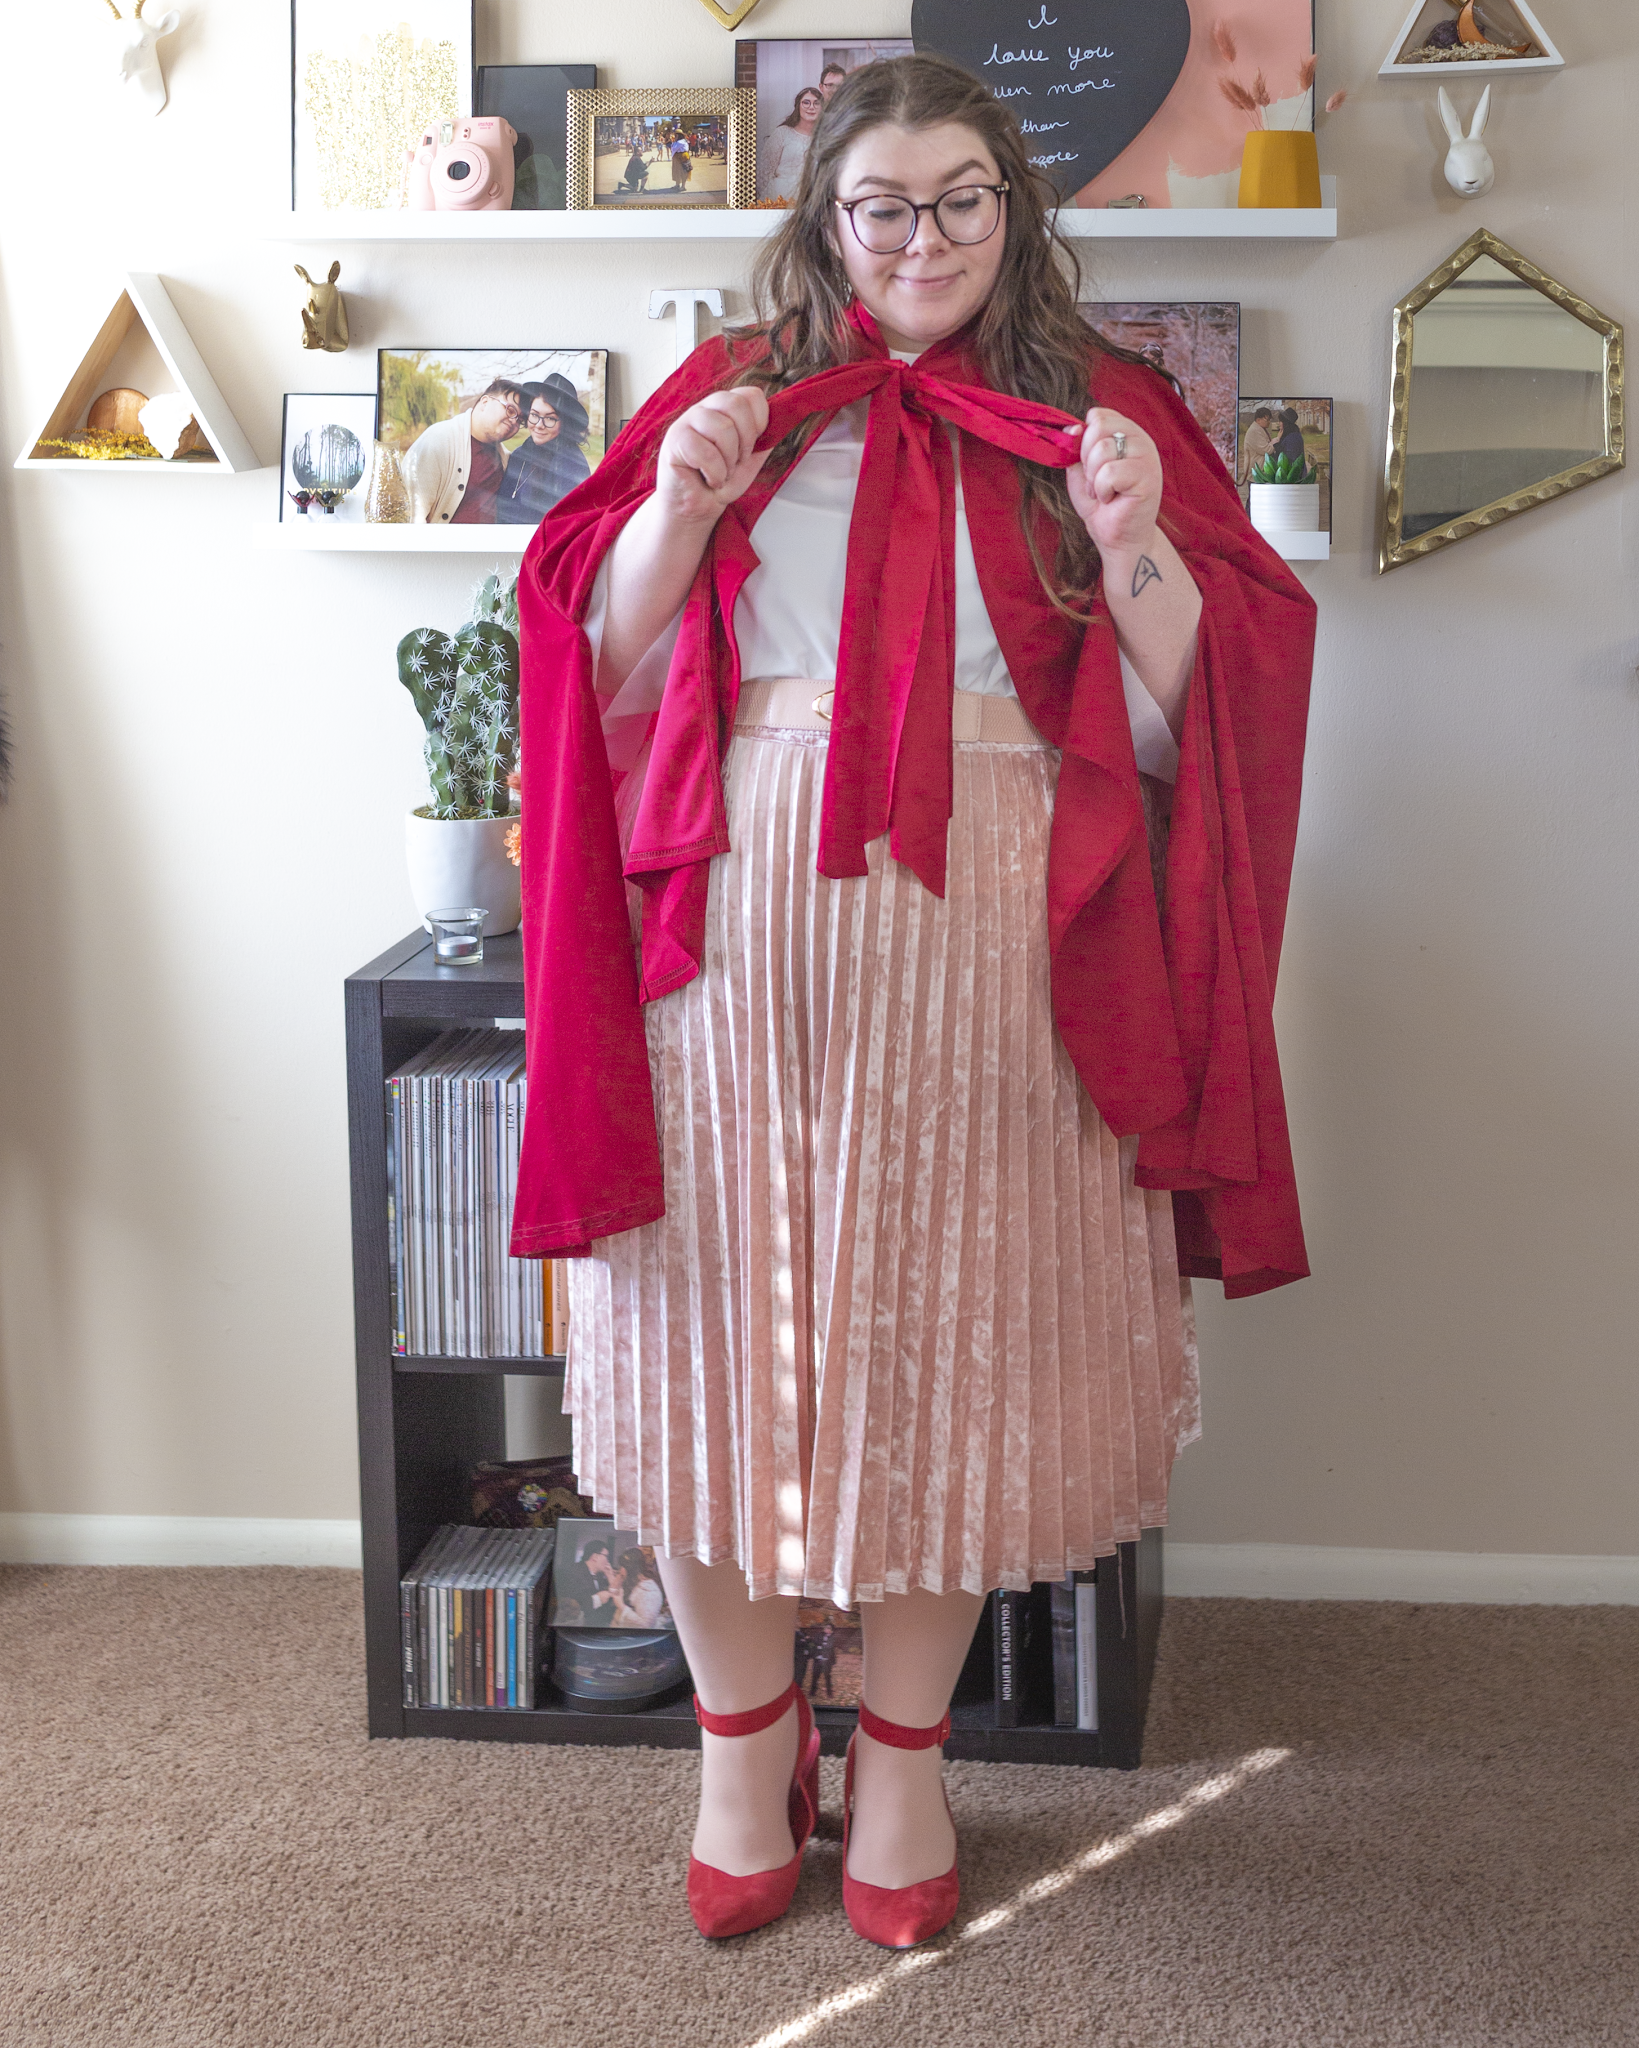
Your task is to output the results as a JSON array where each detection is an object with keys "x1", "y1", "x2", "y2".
[{"x1": 835, "y1": 182, "x2": 1008, "y2": 254}]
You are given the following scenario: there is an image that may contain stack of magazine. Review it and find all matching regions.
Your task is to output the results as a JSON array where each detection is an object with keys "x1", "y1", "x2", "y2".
[
  {"x1": 400, "y1": 1524, "x2": 557, "y2": 1709},
  {"x1": 386, "y1": 1028, "x2": 569, "y2": 1358}
]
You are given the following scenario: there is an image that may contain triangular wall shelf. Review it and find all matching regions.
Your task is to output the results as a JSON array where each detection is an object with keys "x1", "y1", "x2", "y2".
[
  {"x1": 1380, "y1": 0, "x2": 1563, "y2": 76},
  {"x1": 15, "y1": 273, "x2": 260, "y2": 474}
]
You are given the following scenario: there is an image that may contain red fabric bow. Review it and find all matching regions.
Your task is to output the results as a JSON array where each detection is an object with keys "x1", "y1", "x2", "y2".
[{"x1": 733, "y1": 304, "x2": 1085, "y2": 896}]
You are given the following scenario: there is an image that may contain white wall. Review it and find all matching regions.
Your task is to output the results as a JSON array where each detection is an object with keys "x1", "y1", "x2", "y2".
[{"x1": 0, "y1": 1, "x2": 1634, "y2": 1558}]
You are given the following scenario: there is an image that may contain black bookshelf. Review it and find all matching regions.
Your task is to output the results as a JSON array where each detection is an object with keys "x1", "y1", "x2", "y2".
[{"x1": 347, "y1": 930, "x2": 1164, "y2": 1766}]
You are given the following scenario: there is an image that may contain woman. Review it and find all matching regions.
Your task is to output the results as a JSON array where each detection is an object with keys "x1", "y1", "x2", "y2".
[
  {"x1": 611, "y1": 1547, "x2": 669, "y2": 1627},
  {"x1": 761, "y1": 86, "x2": 824, "y2": 202},
  {"x1": 670, "y1": 131, "x2": 692, "y2": 190},
  {"x1": 496, "y1": 376, "x2": 592, "y2": 526},
  {"x1": 511, "y1": 55, "x2": 1313, "y2": 1948}
]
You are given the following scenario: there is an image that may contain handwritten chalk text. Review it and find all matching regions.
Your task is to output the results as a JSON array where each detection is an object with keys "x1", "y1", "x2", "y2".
[
  {"x1": 1048, "y1": 77, "x2": 1115, "y2": 94},
  {"x1": 1068, "y1": 45, "x2": 1116, "y2": 69},
  {"x1": 985, "y1": 43, "x2": 1047, "y2": 64}
]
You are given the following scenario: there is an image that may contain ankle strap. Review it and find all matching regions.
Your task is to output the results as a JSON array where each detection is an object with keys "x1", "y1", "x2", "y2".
[
  {"x1": 857, "y1": 1700, "x2": 951, "y2": 1750},
  {"x1": 693, "y1": 1679, "x2": 801, "y2": 1738}
]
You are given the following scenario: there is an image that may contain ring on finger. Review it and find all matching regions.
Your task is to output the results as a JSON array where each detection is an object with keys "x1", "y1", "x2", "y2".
[{"x1": 1111, "y1": 431, "x2": 1127, "y2": 461}]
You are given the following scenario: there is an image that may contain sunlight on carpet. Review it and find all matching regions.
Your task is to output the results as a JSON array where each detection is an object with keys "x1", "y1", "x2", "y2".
[{"x1": 741, "y1": 1746, "x2": 1294, "y2": 2048}]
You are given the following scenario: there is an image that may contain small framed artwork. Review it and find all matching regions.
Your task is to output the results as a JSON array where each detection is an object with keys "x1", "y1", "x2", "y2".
[
  {"x1": 291, "y1": 0, "x2": 475, "y2": 212},
  {"x1": 1238, "y1": 395, "x2": 1332, "y2": 536},
  {"x1": 474, "y1": 63, "x2": 596, "y2": 210},
  {"x1": 546, "y1": 1520, "x2": 675, "y2": 1630},
  {"x1": 566, "y1": 87, "x2": 756, "y2": 210},
  {"x1": 734, "y1": 39, "x2": 912, "y2": 204},
  {"x1": 793, "y1": 1601, "x2": 864, "y2": 1707},
  {"x1": 279, "y1": 392, "x2": 376, "y2": 521},
  {"x1": 1082, "y1": 301, "x2": 1242, "y2": 481},
  {"x1": 377, "y1": 348, "x2": 608, "y2": 525}
]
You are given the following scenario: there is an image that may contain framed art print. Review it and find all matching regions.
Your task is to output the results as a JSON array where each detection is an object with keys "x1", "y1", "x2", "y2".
[
  {"x1": 376, "y1": 348, "x2": 608, "y2": 525},
  {"x1": 734, "y1": 40, "x2": 912, "y2": 204},
  {"x1": 291, "y1": 0, "x2": 475, "y2": 211},
  {"x1": 279, "y1": 393, "x2": 376, "y2": 521},
  {"x1": 1082, "y1": 301, "x2": 1242, "y2": 480},
  {"x1": 567, "y1": 88, "x2": 755, "y2": 210},
  {"x1": 474, "y1": 64, "x2": 597, "y2": 210}
]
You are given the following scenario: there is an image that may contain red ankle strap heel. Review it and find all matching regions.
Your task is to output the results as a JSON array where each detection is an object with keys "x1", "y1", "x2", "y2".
[
  {"x1": 842, "y1": 1702, "x2": 960, "y2": 1949},
  {"x1": 687, "y1": 1680, "x2": 821, "y2": 1940}
]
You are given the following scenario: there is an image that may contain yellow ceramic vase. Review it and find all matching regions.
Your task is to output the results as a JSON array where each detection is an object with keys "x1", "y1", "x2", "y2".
[{"x1": 1238, "y1": 130, "x2": 1322, "y2": 209}]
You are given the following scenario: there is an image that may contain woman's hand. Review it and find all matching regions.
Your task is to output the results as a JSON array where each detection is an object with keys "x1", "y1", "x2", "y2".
[
  {"x1": 1064, "y1": 407, "x2": 1163, "y2": 561},
  {"x1": 655, "y1": 386, "x2": 773, "y2": 526}
]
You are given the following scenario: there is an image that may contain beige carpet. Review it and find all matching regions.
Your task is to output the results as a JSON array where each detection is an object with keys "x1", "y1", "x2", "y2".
[{"x1": 0, "y1": 1567, "x2": 1634, "y2": 2048}]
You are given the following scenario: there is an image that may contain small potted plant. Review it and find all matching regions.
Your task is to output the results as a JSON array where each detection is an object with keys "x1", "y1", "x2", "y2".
[
  {"x1": 397, "y1": 572, "x2": 522, "y2": 935},
  {"x1": 1248, "y1": 448, "x2": 1321, "y2": 535}
]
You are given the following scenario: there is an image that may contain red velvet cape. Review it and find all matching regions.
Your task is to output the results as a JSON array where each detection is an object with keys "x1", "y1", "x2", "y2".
[{"x1": 509, "y1": 324, "x2": 1316, "y2": 1297}]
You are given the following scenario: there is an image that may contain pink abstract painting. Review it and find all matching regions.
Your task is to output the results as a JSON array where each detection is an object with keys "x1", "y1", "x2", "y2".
[{"x1": 1074, "y1": 0, "x2": 1316, "y2": 209}]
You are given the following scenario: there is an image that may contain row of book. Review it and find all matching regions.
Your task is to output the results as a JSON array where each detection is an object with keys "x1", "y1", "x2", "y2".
[
  {"x1": 399, "y1": 1524, "x2": 557, "y2": 1708},
  {"x1": 992, "y1": 1571, "x2": 1099, "y2": 1731},
  {"x1": 386, "y1": 1027, "x2": 571, "y2": 1358}
]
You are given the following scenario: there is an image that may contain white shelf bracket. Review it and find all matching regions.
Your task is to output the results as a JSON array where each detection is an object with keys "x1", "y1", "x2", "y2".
[{"x1": 648, "y1": 287, "x2": 725, "y2": 374}]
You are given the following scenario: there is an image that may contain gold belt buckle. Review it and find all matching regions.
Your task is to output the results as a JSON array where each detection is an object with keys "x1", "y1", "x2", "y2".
[{"x1": 811, "y1": 687, "x2": 835, "y2": 723}]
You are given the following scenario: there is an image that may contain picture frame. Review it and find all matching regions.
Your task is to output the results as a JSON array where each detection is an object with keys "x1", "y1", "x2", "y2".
[
  {"x1": 546, "y1": 1519, "x2": 676, "y2": 1631},
  {"x1": 291, "y1": 0, "x2": 475, "y2": 213},
  {"x1": 473, "y1": 63, "x2": 597, "y2": 211},
  {"x1": 1081, "y1": 302, "x2": 1242, "y2": 481},
  {"x1": 278, "y1": 392, "x2": 377, "y2": 521},
  {"x1": 375, "y1": 348, "x2": 608, "y2": 526},
  {"x1": 566, "y1": 87, "x2": 756, "y2": 211},
  {"x1": 734, "y1": 39, "x2": 912, "y2": 205},
  {"x1": 1238, "y1": 395, "x2": 1333, "y2": 536},
  {"x1": 793, "y1": 1601, "x2": 864, "y2": 1708}
]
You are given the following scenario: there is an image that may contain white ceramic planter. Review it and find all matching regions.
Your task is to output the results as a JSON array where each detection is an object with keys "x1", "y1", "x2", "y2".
[
  {"x1": 1250, "y1": 481, "x2": 1321, "y2": 533},
  {"x1": 404, "y1": 809, "x2": 521, "y2": 937}
]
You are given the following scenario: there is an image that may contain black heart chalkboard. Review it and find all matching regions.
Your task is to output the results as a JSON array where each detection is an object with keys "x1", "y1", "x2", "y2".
[{"x1": 911, "y1": 0, "x2": 1192, "y2": 200}]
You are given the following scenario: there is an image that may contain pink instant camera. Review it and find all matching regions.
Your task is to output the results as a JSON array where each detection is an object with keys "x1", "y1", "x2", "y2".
[{"x1": 406, "y1": 117, "x2": 518, "y2": 211}]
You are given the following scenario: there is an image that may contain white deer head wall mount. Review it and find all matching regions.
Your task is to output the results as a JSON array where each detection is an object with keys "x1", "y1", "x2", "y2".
[{"x1": 103, "y1": 0, "x2": 181, "y2": 118}]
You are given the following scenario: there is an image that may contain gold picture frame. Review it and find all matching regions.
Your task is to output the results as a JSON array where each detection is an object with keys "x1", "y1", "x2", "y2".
[
  {"x1": 567, "y1": 87, "x2": 756, "y2": 211},
  {"x1": 1380, "y1": 228, "x2": 1625, "y2": 572}
]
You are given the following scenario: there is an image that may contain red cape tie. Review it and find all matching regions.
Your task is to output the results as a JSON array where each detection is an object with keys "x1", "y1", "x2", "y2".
[{"x1": 740, "y1": 305, "x2": 1087, "y2": 898}]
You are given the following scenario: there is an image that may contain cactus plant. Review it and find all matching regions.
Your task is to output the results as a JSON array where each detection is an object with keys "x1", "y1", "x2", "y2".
[{"x1": 397, "y1": 574, "x2": 521, "y2": 820}]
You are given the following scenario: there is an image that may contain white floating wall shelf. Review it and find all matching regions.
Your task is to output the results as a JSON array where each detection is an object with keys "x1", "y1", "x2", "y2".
[
  {"x1": 1379, "y1": 0, "x2": 1562, "y2": 77},
  {"x1": 16, "y1": 274, "x2": 260, "y2": 474},
  {"x1": 270, "y1": 182, "x2": 1337, "y2": 244},
  {"x1": 1264, "y1": 532, "x2": 1331, "y2": 561},
  {"x1": 258, "y1": 524, "x2": 529, "y2": 554}
]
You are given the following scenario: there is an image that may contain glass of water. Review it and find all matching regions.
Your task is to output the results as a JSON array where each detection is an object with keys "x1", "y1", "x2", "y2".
[{"x1": 426, "y1": 907, "x2": 486, "y2": 966}]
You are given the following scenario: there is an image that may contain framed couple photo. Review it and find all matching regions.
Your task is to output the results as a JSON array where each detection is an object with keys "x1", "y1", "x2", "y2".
[
  {"x1": 567, "y1": 87, "x2": 755, "y2": 210},
  {"x1": 546, "y1": 1520, "x2": 675, "y2": 1631},
  {"x1": 735, "y1": 39, "x2": 912, "y2": 204},
  {"x1": 375, "y1": 346, "x2": 607, "y2": 525}
]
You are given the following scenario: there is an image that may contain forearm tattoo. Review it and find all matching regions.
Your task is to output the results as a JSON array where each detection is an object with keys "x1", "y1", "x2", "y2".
[{"x1": 1131, "y1": 554, "x2": 1163, "y2": 599}]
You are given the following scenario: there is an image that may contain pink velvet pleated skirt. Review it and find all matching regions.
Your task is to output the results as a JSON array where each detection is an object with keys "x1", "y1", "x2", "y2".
[{"x1": 564, "y1": 716, "x2": 1200, "y2": 1608}]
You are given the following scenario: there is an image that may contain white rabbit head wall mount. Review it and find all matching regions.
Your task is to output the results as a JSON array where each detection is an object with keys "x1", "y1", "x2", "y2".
[{"x1": 1439, "y1": 85, "x2": 1495, "y2": 198}]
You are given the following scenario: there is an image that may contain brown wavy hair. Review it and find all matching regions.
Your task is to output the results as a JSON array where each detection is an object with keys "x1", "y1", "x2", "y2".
[{"x1": 736, "y1": 51, "x2": 1132, "y2": 613}]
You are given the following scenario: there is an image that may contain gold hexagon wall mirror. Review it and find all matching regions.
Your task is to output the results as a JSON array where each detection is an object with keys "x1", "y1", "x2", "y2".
[{"x1": 1380, "y1": 228, "x2": 1624, "y2": 571}]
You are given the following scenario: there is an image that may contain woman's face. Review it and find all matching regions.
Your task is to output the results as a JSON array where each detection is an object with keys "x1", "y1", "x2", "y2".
[
  {"x1": 831, "y1": 121, "x2": 1008, "y2": 354},
  {"x1": 528, "y1": 400, "x2": 562, "y2": 445},
  {"x1": 797, "y1": 90, "x2": 823, "y2": 130}
]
